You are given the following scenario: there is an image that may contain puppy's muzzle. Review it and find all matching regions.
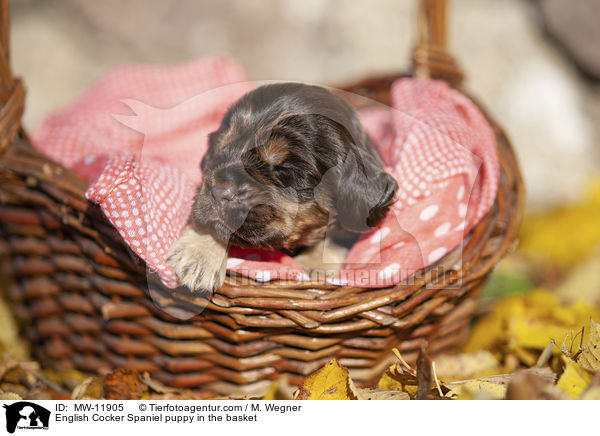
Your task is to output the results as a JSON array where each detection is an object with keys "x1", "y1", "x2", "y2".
[
  {"x1": 210, "y1": 179, "x2": 252, "y2": 203},
  {"x1": 206, "y1": 179, "x2": 255, "y2": 232}
]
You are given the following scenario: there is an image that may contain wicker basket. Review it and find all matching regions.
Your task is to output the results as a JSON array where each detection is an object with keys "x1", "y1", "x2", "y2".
[{"x1": 0, "y1": 0, "x2": 523, "y2": 396}]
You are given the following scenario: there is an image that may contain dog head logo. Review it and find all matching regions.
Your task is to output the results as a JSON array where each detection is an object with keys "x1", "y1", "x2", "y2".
[{"x1": 3, "y1": 402, "x2": 50, "y2": 433}]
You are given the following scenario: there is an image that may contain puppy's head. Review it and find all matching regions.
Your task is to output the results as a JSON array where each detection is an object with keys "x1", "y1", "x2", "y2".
[{"x1": 192, "y1": 83, "x2": 397, "y2": 250}]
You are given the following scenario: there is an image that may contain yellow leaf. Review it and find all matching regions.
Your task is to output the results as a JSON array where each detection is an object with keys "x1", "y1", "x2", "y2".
[
  {"x1": 462, "y1": 292, "x2": 528, "y2": 353},
  {"x1": 376, "y1": 353, "x2": 419, "y2": 395},
  {"x1": 444, "y1": 368, "x2": 555, "y2": 400},
  {"x1": 0, "y1": 298, "x2": 29, "y2": 360},
  {"x1": 580, "y1": 386, "x2": 600, "y2": 400},
  {"x1": 513, "y1": 348, "x2": 539, "y2": 367},
  {"x1": 577, "y1": 319, "x2": 600, "y2": 372},
  {"x1": 377, "y1": 372, "x2": 418, "y2": 395},
  {"x1": 294, "y1": 360, "x2": 358, "y2": 400},
  {"x1": 555, "y1": 247, "x2": 600, "y2": 305},
  {"x1": 463, "y1": 289, "x2": 600, "y2": 358},
  {"x1": 557, "y1": 356, "x2": 593, "y2": 399},
  {"x1": 378, "y1": 372, "x2": 402, "y2": 391},
  {"x1": 355, "y1": 388, "x2": 409, "y2": 400},
  {"x1": 518, "y1": 178, "x2": 600, "y2": 269},
  {"x1": 433, "y1": 351, "x2": 499, "y2": 380},
  {"x1": 508, "y1": 317, "x2": 572, "y2": 350},
  {"x1": 445, "y1": 379, "x2": 507, "y2": 400},
  {"x1": 71, "y1": 376, "x2": 104, "y2": 400},
  {"x1": 262, "y1": 378, "x2": 295, "y2": 400},
  {"x1": 0, "y1": 391, "x2": 22, "y2": 400}
]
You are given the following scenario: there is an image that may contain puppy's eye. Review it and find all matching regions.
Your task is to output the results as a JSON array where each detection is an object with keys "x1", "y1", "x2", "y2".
[{"x1": 272, "y1": 163, "x2": 295, "y2": 186}]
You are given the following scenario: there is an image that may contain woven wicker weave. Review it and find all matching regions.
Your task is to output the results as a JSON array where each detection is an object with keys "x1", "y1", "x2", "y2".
[{"x1": 0, "y1": 0, "x2": 523, "y2": 396}]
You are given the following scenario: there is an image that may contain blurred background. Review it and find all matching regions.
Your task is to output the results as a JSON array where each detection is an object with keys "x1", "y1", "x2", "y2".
[{"x1": 9, "y1": 0, "x2": 600, "y2": 211}]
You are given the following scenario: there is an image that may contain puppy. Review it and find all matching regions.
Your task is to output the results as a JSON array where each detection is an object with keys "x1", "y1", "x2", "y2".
[{"x1": 167, "y1": 83, "x2": 397, "y2": 292}]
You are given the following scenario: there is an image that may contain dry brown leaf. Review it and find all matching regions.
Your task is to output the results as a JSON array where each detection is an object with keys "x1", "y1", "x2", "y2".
[
  {"x1": 506, "y1": 369, "x2": 568, "y2": 399},
  {"x1": 141, "y1": 372, "x2": 178, "y2": 394},
  {"x1": 0, "y1": 358, "x2": 20, "y2": 382},
  {"x1": 102, "y1": 369, "x2": 148, "y2": 400},
  {"x1": 416, "y1": 344, "x2": 432, "y2": 400}
]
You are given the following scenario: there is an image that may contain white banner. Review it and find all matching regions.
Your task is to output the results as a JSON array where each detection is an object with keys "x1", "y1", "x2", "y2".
[{"x1": 0, "y1": 399, "x2": 587, "y2": 435}]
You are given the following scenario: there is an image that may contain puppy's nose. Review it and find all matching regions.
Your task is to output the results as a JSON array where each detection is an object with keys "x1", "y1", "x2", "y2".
[{"x1": 211, "y1": 183, "x2": 237, "y2": 202}]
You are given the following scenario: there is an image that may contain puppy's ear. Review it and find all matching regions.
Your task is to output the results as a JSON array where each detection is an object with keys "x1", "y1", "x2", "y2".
[{"x1": 334, "y1": 145, "x2": 398, "y2": 233}]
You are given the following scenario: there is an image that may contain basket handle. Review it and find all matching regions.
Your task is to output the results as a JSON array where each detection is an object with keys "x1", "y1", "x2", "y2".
[
  {"x1": 413, "y1": 0, "x2": 464, "y2": 86},
  {"x1": 0, "y1": 0, "x2": 25, "y2": 157}
]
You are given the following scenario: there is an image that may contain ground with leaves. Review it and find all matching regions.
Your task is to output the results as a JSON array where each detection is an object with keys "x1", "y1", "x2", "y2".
[{"x1": 2, "y1": 179, "x2": 600, "y2": 400}]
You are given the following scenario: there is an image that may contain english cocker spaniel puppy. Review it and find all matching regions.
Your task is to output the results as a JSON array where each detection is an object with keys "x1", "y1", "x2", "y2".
[{"x1": 167, "y1": 82, "x2": 398, "y2": 292}]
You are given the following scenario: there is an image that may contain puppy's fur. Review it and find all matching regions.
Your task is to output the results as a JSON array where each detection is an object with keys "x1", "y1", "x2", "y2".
[{"x1": 167, "y1": 83, "x2": 397, "y2": 292}]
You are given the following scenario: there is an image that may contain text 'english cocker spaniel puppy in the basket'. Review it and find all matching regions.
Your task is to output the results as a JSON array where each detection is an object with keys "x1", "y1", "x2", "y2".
[{"x1": 167, "y1": 83, "x2": 398, "y2": 293}]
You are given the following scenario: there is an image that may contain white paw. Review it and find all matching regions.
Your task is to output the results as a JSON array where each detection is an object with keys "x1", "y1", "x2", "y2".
[{"x1": 166, "y1": 227, "x2": 228, "y2": 293}]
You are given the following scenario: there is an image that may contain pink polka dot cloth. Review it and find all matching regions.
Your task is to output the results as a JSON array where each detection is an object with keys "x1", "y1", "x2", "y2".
[{"x1": 32, "y1": 56, "x2": 499, "y2": 289}]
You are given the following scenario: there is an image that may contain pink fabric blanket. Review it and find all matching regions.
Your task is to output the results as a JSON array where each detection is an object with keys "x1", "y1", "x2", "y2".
[{"x1": 32, "y1": 56, "x2": 499, "y2": 289}]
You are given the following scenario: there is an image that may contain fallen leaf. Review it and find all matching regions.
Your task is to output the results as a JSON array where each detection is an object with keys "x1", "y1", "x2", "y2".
[
  {"x1": 355, "y1": 388, "x2": 410, "y2": 400},
  {"x1": 557, "y1": 356, "x2": 593, "y2": 399},
  {"x1": 579, "y1": 373, "x2": 600, "y2": 400},
  {"x1": 71, "y1": 376, "x2": 104, "y2": 400},
  {"x1": 416, "y1": 344, "x2": 432, "y2": 400},
  {"x1": 102, "y1": 369, "x2": 148, "y2": 400},
  {"x1": 518, "y1": 178, "x2": 600, "y2": 270},
  {"x1": 513, "y1": 347, "x2": 539, "y2": 367},
  {"x1": 0, "y1": 391, "x2": 22, "y2": 400},
  {"x1": 577, "y1": 319, "x2": 600, "y2": 371},
  {"x1": 0, "y1": 358, "x2": 20, "y2": 382},
  {"x1": 0, "y1": 296, "x2": 30, "y2": 359},
  {"x1": 506, "y1": 369, "x2": 567, "y2": 400},
  {"x1": 555, "y1": 246, "x2": 600, "y2": 305},
  {"x1": 579, "y1": 386, "x2": 600, "y2": 400},
  {"x1": 262, "y1": 378, "x2": 295, "y2": 400},
  {"x1": 377, "y1": 350, "x2": 418, "y2": 395},
  {"x1": 141, "y1": 372, "x2": 177, "y2": 394},
  {"x1": 433, "y1": 351, "x2": 499, "y2": 380},
  {"x1": 463, "y1": 289, "x2": 600, "y2": 362},
  {"x1": 42, "y1": 369, "x2": 87, "y2": 392},
  {"x1": 294, "y1": 360, "x2": 358, "y2": 400},
  {"x1": 444, "y1": 367, "x2": 555, "y2": 400},
  {"x1": 444, "y1": 378, "x2": 507, "y2": 400},
  {"x1": 377, "y1": 372, "x2": 418, "y2": 396}
]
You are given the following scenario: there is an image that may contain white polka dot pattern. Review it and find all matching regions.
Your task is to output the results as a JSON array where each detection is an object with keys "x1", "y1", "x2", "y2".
[{"x1": 31, "y1": 59, "x2": 499, "y2": 289}]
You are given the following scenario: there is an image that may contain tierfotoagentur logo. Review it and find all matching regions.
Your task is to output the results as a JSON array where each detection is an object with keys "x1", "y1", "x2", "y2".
[{"x1": 3, "y1": 402, "x2": 50, "y2": 433}]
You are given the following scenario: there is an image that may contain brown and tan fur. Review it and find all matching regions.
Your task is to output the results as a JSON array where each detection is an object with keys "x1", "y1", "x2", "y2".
[{"x1": 167, "y1": 83, "x2": 397, "y2": 292}]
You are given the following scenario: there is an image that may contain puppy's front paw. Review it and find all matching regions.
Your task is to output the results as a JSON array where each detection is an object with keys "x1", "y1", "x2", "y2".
[{"x1": 167, "y1": 227, "x2": 228, "y2": 293}]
